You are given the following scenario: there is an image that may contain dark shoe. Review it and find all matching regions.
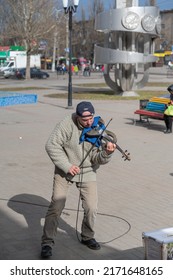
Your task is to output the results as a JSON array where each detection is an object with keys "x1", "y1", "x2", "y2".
[
  {"x1": 164, "y1": 130, "x2": 171, "y2": 134},
  {"x1": 41, "y1": 245, "x2": 52, "y2": 258},
  {"x1": 81, "y1": 238, "x2": 101, "y2": 250}
]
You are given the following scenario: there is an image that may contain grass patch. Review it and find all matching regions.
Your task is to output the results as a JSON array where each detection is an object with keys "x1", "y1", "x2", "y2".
[
  {"x1": 77, "y1": 83, "x2": 107, "y2": 88},
  {"x1": 78, "y1": 82, "x2": 170, "y2": 88},
  {"x1": 1, "y1": 81, "x2": 170, "y2": 100},
  {"x1": 44, "y1": 90, "x2": 166, "y2": 100},
  {"x1": 146, "y1": 82, "x2": 170, "y2": 87},
  {"x1": 0, "y1": 87, "x2": 49, "y2": 91}
]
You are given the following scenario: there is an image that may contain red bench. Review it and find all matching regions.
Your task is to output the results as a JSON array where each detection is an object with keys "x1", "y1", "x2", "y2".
[{"x1": 134, "y1": 109, "x2": 164, "y2": 124}]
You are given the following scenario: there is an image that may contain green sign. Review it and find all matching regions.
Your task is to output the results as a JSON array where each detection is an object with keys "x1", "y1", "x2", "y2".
[
  {"x1": 10, "y1": 46, "x2": 25, "y2": 51},
  {"x1": 0, "y1": 51, "x2": 8, "y2": 58}
]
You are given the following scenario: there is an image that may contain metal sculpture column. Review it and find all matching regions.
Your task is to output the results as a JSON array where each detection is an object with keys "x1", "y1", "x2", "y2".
[{"x1": 94, "y1": 0, "x2": 161, "y2": 95}]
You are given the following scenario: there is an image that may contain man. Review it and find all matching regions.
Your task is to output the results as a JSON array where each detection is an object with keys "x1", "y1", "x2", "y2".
[{"x1": 41, "y1": 101, "x2": 116, "y2": 258}]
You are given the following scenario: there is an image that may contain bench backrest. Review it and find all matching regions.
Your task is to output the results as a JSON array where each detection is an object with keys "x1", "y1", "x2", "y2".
[{"x1": 146, "y1": 102, "x2": 166, "y2": 113}]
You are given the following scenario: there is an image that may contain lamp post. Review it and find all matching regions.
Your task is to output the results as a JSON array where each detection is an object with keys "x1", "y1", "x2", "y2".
[{"x1": 62, "y1": 0, "x2": 80, "y2": 108}]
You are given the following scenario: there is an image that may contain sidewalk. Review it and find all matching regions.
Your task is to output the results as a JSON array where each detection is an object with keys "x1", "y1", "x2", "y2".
[{"x1": 0, "y1": 68, "x2": 173, "y2": 260}]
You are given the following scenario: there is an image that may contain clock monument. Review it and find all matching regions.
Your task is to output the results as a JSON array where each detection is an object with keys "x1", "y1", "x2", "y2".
[{"x1": 94, "y1": 0, "x2": 161, "y2": 95}]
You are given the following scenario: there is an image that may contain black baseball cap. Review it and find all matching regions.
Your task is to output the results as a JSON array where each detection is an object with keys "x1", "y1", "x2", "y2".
[
  {"x1": 167, "y1": 84, "x2": 173, "y2": 92},
  {"x1": 76, "y1": 101, "x2": 95, "y2": 117}
]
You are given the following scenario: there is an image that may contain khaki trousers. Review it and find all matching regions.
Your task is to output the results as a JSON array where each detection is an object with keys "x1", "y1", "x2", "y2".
[{"x1": 41, "y1": 173, "x2": 98, "y2": 247}]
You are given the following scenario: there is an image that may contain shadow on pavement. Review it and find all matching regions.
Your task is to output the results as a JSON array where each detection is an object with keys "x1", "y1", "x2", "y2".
[
  {"x1": 0, "y1": 193, "x2": 143, "y2": 260},
  {"x1": 125, "y1": 117, "x2": 165, "y2": 132}
]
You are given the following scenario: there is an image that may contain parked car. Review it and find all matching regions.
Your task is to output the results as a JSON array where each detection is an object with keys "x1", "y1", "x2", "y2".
[
  {"x1": 16, "y1": 67, "x2": 49, "y2": 79},
  {"x1": 30, "y1": 68, "x2": 49, "y2": 79}
]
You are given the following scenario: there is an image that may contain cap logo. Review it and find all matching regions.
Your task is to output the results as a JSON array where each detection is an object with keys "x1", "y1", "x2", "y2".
[{"x1": 76, "y1": 101, "x2": 95, "y2": 117}]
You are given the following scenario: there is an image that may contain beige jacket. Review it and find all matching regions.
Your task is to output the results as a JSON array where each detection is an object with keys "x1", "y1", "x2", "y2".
[{"x1": 45, "y1": 113, "x2": 113, "y2": 182}]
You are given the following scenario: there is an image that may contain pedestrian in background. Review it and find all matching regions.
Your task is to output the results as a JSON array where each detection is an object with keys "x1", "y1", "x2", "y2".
[{"x1": 74, "y1": 64, "x2": 79, "y2": 75}]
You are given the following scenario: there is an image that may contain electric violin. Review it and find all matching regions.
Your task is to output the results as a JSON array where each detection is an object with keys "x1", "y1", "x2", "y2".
[
  {"x1": 88, "y1": 129, "x2": 131, "y2": 161},
  {"x1": 115, "y1": 144, "x2": 131, "y2": 161}
]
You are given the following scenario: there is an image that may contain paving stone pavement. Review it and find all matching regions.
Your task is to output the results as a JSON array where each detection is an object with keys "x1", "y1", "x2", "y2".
[{"x1": 0, "y1": 67, "x2": 173, "y2": 260}]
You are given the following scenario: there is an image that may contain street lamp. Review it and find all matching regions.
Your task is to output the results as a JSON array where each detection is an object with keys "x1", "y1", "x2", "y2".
[{"x1": 62, "y1": 0, "x2": 80, "y2": 108}]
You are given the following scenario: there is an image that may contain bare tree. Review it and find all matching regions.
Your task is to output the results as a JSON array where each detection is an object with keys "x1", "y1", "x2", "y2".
[
  {"x1": 2, "y1": 0, "x2": 59, "y2": 78},
  {"x1": 88, "y1": 0, "x2": 104, "y2": 21},
  {"x1": 142, "y1": 0, "x2": 156, "y2": 5},
  {"x1": 149, "y1": 0, "x2": 156, "y2": 6},
  {"x1": 72, "y1": 0, "x2": 104, "y2": 61},
  {"x1": 0, "y1": 0, "x2": 10, "y2": 45}
]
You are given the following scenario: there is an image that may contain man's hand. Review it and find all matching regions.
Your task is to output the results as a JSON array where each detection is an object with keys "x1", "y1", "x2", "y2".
[
  {"x1": 68, "y1": 165, "x2": 80, "y2": 176},
  {"x1": 105, "y1": 142, "x2": 116, "y2": 155}
]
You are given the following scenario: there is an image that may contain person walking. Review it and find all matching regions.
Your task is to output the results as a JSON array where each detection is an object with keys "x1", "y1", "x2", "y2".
[
  {"x1": 163, "y1": 99, "x2": 173, "y2": 133},
  {"x1": 41, "y1": 101, "x2": 116, "y2": 258},
  {"x1": 163, "y1": 85, "x2": 173, "y2": 133},
  {"x1": 74, "y1": 64, "x2": 79, "y2": 75}
]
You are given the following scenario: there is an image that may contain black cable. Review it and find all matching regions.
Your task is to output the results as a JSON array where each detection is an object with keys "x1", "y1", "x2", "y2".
[
  {"x1": 1, "y1": 197, "x2": 131, "y2": 244},
  {"x1": 68, "y1": 117, "x2": 116, "y2": 244},
  {"x1": 75, "y1": 141, "x2": 85, "y2": 243}
]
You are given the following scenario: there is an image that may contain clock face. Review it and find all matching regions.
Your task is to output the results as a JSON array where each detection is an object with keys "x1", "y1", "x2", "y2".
[
  {"x1": 122, "y1": 12, "x2": 140, "y2": 30},
  {"x1": 142, "y1": 14, "x2": 156, "y2": 32},
  {"x1": 156, "y1": 16, "x2": 161, "y2": 34}
]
